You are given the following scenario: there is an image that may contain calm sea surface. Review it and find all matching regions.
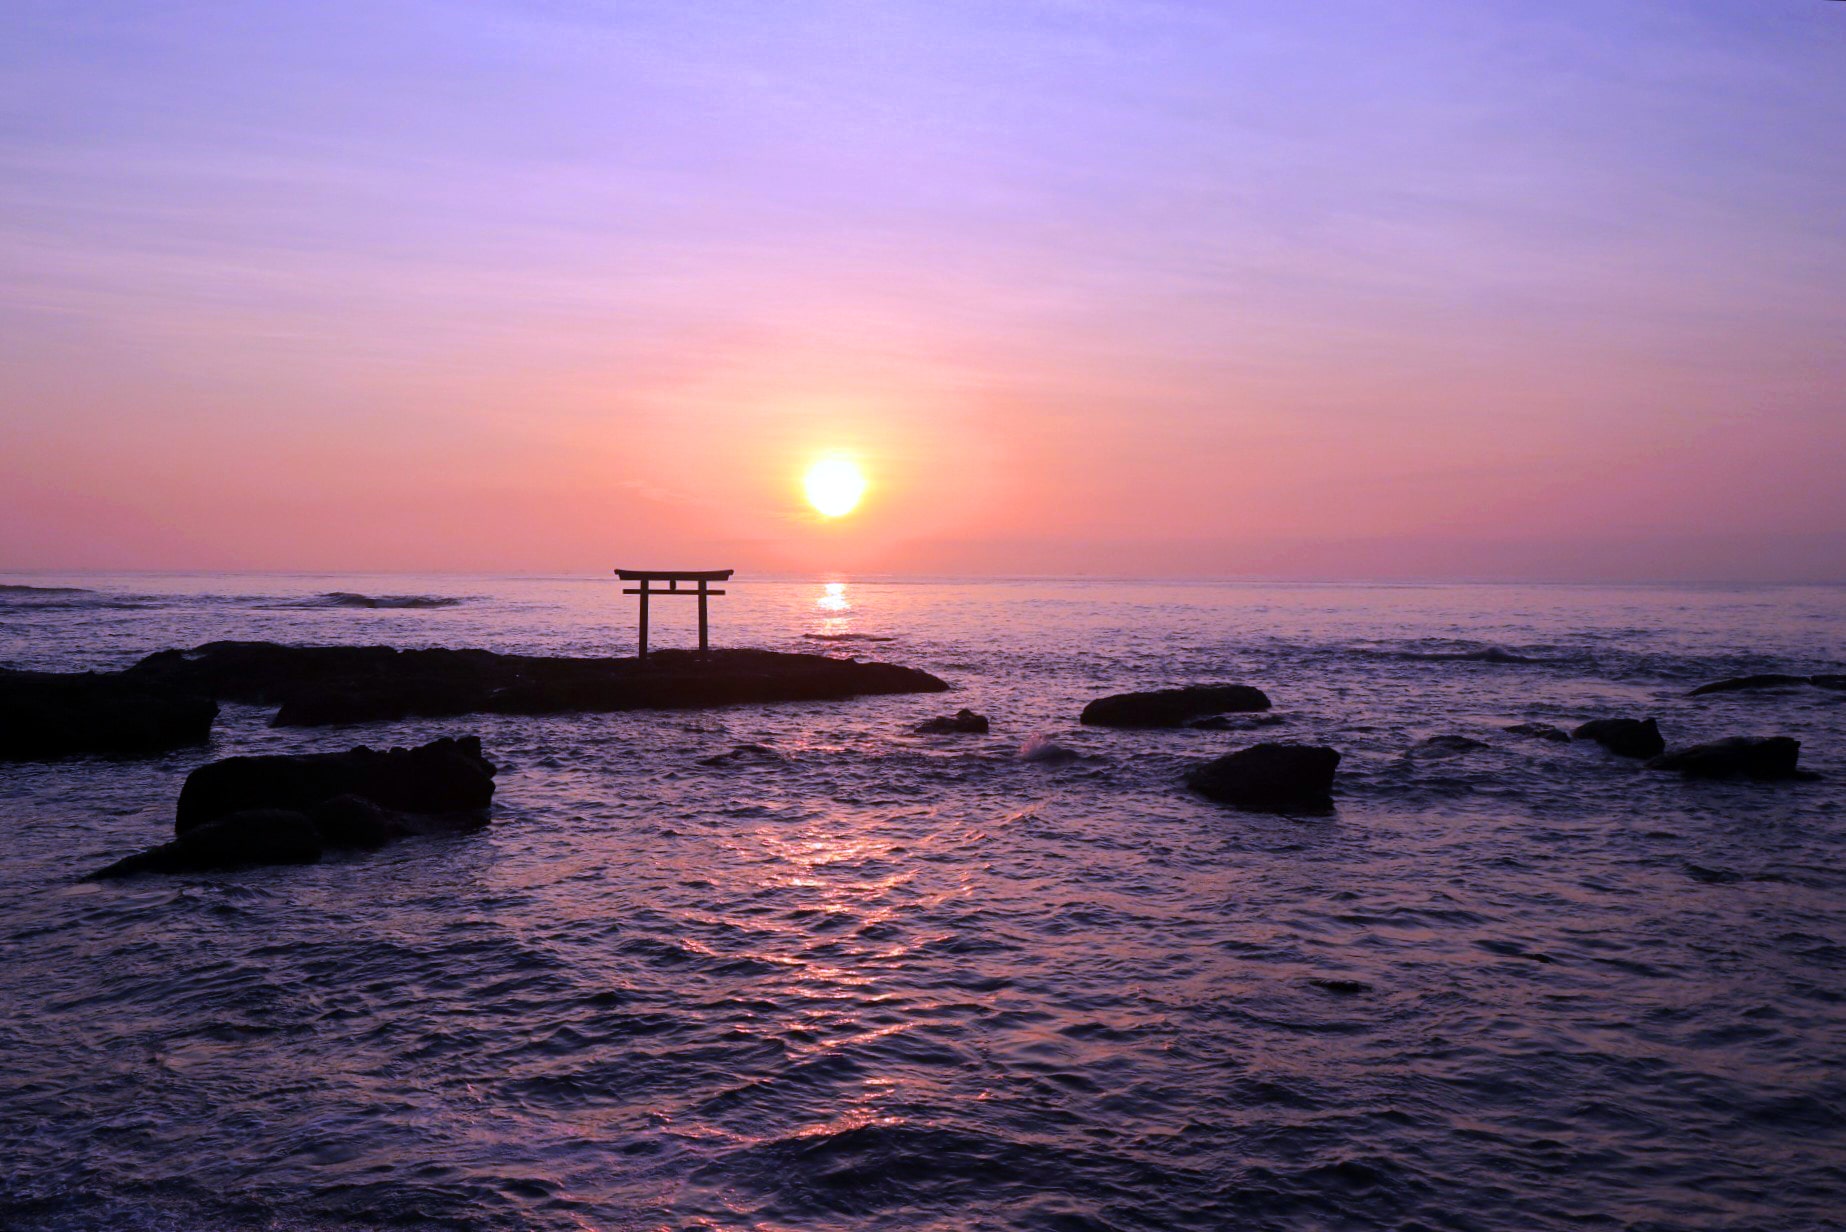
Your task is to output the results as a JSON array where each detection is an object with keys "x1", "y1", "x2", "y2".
[{"x1": 1, "y1": 574, "x2": 1842, "y2": 1231}]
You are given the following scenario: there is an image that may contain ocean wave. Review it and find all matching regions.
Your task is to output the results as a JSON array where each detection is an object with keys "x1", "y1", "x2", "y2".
[
  {"x1": 292, "y1": 592, "x2": 470, "y2": 609},
  {"x1": 1364, "y1": 643, "x2": 1569, "y2": 666},
  {"x1": 0, "y1": 584, "x2": 92, "y2": 594},
  {"x1": 0, "y1": 596, "x2": 152, "y2": 611},
  {"x1": 802, "y1": 632, "x2": 896, "y2": 642}
]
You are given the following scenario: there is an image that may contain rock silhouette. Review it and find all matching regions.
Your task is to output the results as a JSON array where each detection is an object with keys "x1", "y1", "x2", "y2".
[
  {"x1": 1572, "y1": 718, "x2": 1665, "y2": 759},
  {"x1": 1648, "y1": 736, "x2": 1811, "y2": 780},
  {"x1": 0, "y1": 672, "x2": 217, "y2": 759},
  {"x1": 1081, "y1": 684, "x2": 1271, "y2": 728},
  {"x1": 915, "y1": 709, "x2": 990, "y2": 734},
  {"x1": 1689, "y1": 674, "x2": 1817, "y2": 696},
  {"x1": 1186, "y1": 743, "x2": 1340, "y2": 813},
  {"x1": 177, "y1": 736, "x2": 496, "y2": 831},
  {"x1": 10, "y1": 641, "x2": 949, "y2": 739},
  {"x1": 88, "y1": 737, "x2": 497, "y2": 878}
]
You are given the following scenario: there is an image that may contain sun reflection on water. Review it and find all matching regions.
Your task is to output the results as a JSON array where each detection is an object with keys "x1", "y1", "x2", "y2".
[{"x1": 816, "y1": 581, "x2": 850, "y2": 613}]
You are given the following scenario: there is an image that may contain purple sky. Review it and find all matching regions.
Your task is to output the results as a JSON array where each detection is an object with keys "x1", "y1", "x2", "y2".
[{"x1": 2, "y1": 1, "x2": 1842, "y2": 580}]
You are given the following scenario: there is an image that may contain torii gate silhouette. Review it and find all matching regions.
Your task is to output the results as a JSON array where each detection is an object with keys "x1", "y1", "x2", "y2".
[{"x1": 614, "y1": 568, "x2": 733, "y2": 660}]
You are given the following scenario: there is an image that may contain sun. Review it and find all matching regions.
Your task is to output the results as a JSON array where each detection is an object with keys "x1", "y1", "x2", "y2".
[{"x1": 803, "y1": 456, "x2": 867, "y2": 518}]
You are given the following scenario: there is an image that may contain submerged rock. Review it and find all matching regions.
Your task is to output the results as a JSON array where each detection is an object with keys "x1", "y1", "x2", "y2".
[
  {"x1": 1572, "y1": 718, "x2": 1665, "y2": 759},
  {"x1": 1080, "y1": 684, "x2": 1271, "y2": 728},
  {"x1": 1504, "y1": 722, "x2": 1570, "y2": 743},
  {"x1": 697, "y1": 742, "x2": 784, "y2": 767},
  {"x1": 89, "y1": 809, "x2": 325, "y2": 878},
  {"x1": 1018, "y1": 734, "x2": 1079, "y2": 764},
  {"x1": 0, "y1": 672, "x2": 217, "y2": 759},
  {"x1": 1187, "y1": 713, "x2": 1286, "y2": 731},
  {"x1": 89, "y1": 737, "x2": 497, "y2": 878},
  {"x1": 915, "y1": 708, "x2": 990, "y2": 735},
  {"x1": 1689, "y1": 674, "x2": 1814, "y2": 697},
  {"x1": 1647, "y1": 736, "x2": 1812, "y2": 781},
  {"x1": 1186, "y1": 743, "x2": 1340, "y2": 813},
  {"x1": 1408, "y1": 734, "x2": 1489, "y2": 758}
]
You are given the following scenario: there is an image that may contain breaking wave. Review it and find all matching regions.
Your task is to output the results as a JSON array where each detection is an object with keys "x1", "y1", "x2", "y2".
[{"x1": 297, "y1": 592, "x2": 469, "y2": 610}]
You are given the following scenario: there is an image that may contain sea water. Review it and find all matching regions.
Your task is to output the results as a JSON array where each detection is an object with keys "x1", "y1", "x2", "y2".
[{"x1": 1, "y1": 574, "x2": 1842, "y2": 1231}]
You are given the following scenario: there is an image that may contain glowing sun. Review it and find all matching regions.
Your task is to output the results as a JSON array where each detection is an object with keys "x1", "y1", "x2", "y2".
[{"x1": 803, "y1": 456, "x2": 867, "y2": 517}]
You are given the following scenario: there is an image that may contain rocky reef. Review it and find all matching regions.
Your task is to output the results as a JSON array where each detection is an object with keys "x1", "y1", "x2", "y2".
[{"x1": 2, "y1": 642, "x2": 951, "y2": 755}]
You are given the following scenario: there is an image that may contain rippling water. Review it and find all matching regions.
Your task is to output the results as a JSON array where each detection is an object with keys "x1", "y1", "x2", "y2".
[{"x1": 2, "y1": 574, "x2": 1842, "y2": 1231}]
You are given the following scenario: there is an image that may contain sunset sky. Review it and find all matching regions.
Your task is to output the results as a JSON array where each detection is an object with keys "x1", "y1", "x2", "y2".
[{"x1": 2, "y1": 1, "x2": 1842, "y2": 581}]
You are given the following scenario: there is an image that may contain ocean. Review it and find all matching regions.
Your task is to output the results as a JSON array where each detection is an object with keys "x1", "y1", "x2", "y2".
[{"x1": 1, "y1": 573, "x2": 1842, "y2": 1231}]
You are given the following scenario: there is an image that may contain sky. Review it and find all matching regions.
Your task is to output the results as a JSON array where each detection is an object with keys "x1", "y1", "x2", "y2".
[{"x1": 1, "y1": 0, "x2": 1842, "y2": 581}]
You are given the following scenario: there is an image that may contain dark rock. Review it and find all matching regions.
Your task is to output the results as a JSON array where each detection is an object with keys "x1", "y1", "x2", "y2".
[
  {"x1": 88, "y1": 737, "x2": 498, "y2": 878},
  {"x1": 112, "y1": 641, "x2": 948, "y2": 727},
  {"x1": 176, "y1": 736, "x2": 496, "y2": 833},
  {"x1": 915, "y1": 708, "x2": 989, "y2": 735},
  {"x1": 1504, "y1": 722, "x2": 1570, "y2": 743},
  {"x1": 1689, "y1": 674, "x2": 1812, "y2": 696},
  {"x1": 306, "y1": 794, "x2": 395, "y2": 849},
  {"x1": 1408, "y1": 734, "x2": 1488, "y2": 758},
  {"x1": 697, "y1": 742, "x2": 784, "y2": 767},
  {"x1": 1308, "y1": 977, "x2": 1371, "y2": 995},
  {"x1": 1186, "y1": 713, "x2": 1286, "y2": 731},
  {"x1": 0, "y1": 672, "x2": 216, "y2": 759},
  {"x1": 88, "y1": 809, "x2": 324, "y2": 878},
  {"x1": 1081, "y1": 684, "x2": 1271, "y2": 728},
  {"x1": 1647, "y1": 736, "x2": 1810, "y2": 780},
  {"x1": 1186, "y1": 742, "x2": 1340, "y2": 813},
  {"x1": 1572, "y1": 718, "x2": 1665, "y2": 759}
]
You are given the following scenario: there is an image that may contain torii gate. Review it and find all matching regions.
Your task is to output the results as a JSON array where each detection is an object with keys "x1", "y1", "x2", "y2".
[{"x1": 614, "y1": 568, "x2": 733, "y2": 660}]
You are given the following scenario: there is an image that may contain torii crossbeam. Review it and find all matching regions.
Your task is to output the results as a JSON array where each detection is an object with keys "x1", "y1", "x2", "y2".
[{"x1": 614, "y1": 568, "x2": 734, "y2": 660}]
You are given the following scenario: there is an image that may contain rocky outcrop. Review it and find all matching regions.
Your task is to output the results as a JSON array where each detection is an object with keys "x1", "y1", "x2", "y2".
[
  {"x1": 1186, "y1": 743, "x2": 1340, "y2": 813},
  {"x1": 88, "y1": 737, "x2": 497, "y2": 878},
  {"x1": 1504, "y1": 722, "x2": 1570, "y2": 743},
  {"x1": 915, "y1": 708, "x2": 989, "y2": 735},
  {"x1": 1080, "y1": 684, "x2": 1271, "y2": 728},
  {"x1": 176, "y1": 736, "x2": 496, "y2": 831},
  {"x1": 1689, "y1": 674, "x2": 1816, "y2": 696},
  {"x1": 1647, "y1": 736, "x2": 1813, "y2": 781},
  {"x1": 0, "y1": 672, "x2": 217, "y2": 759},
  {"x1": 1572, "y1": 718, "x2": 1665, "y2": 759},
  {"x1": 8, "y1": 641, "x2": 948, "y2": 737}
]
